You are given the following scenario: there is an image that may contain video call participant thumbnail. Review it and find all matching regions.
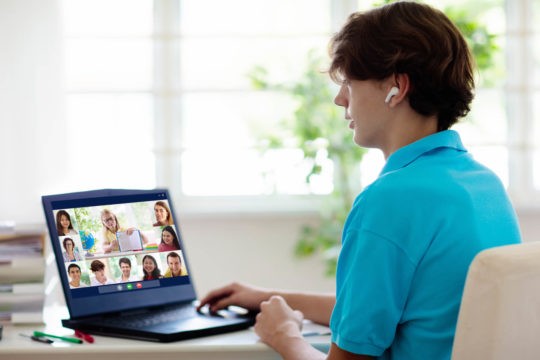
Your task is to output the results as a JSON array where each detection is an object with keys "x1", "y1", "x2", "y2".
[
  {"x1": 153, "y1": 201, "x2": 174, "y2": 227},
  {"x1": 90, "y1": 259, "x2": 114, "y2": 286},
  {"x1": 117, "y1": 257, "x2": 139, "y2": 283},
  {"x1": 163, "y1": 252, "x2": 187, "y2": 278},
  {"x1": 142, "y1": 255, "x2": 162, "y2": 280},
  {"x1": 158, "y1": 226, "x2": 180, "y2": 252},
  {"x1": 56, "y1": 210, "x2": 77, "y2": 236},
  {"x1": 67, "y1": 263, "x2": 87, "y2": 289},
  {"x1": 62, "y1": 237, "x2": 83, "y2": 262}
]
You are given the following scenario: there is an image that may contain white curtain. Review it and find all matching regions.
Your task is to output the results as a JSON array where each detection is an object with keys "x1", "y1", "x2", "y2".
[{"x1": 0, "y1": 0, "x2": 66, "y2": 223}]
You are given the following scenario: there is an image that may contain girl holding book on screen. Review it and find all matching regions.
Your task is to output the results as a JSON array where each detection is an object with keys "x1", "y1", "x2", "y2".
[{"x1": 100, "y1": 209, "x2": 148, "y2": 253}]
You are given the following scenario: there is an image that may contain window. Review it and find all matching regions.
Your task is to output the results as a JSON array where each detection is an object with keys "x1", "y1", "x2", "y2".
[
  {"x1": 357, "y1": 0, "x2": 540, "y2": 206},
  {"x1": 161, "y1": 0, "x2": 336, "y2": 199},
  {"x1": 63, "y1": 0, "x2": 155, "y2": 190},
  {"x1": 504, "y1": 0, "x2": 540, "y2": 204},
  {"x1": 63, "y1": 0, "x2": 540, "y2": 212},
  {"x1": 64, "y1": 0, "x2": 339, "y2": 210}
]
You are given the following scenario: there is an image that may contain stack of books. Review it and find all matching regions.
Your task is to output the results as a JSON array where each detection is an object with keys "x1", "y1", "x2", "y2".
[{"x1": 0, "y1": 222, "x2": 46, "y2": 325}]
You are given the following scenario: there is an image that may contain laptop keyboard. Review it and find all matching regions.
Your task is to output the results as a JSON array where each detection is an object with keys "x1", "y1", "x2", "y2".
[{"x1": 98, "y1": 305, "x2": 197, "y2": 329}]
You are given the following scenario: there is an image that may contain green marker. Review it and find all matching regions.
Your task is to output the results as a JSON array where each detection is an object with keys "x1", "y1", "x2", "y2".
[{"x1": 33, "y1": 331, "x2": 83, "y2": 344}]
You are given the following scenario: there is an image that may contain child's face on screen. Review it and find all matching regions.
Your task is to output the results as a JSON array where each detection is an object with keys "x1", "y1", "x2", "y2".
[
  {"x1": 162, "y1": 231, "x2": 174, "y2": 245},
  {"x1": 102, "y1": 214, "x2": 117, "y2": 230},
  {"x1": 69, "y1": 267, "x2": 81, "y2": 281},
  {"x1": 143, "y1": 258, "x2": 155, "y2": 273},
  {"x1": 95, "y1": 269, "x2": 106, "y2": 282},
  {"x1": 60, "y1": 214, "x2": 71, "y2": 229},
  {"x1": 120, "y1": 263, "x2": 131, "y2": 277}
]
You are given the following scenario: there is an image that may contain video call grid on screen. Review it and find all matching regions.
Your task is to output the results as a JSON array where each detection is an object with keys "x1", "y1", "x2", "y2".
[{"x1": 51, "y1": 192, "x2": 191, "y2": 299}]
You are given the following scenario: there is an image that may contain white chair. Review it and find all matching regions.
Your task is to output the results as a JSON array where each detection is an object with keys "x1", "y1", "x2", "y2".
[{"x1": 452, "y1": 241, "x2": 540, "y2": 360}]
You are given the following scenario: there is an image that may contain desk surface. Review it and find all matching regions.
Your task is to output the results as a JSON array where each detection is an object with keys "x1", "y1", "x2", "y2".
[{"x1": 0, "y1": 305, "x2": 331, "y2": 360}]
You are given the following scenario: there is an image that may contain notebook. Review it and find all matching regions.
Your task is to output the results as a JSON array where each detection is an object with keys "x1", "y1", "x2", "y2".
[
  {"x1": 116, "y1": 230, "x2": 143, "y2": 252},
  {"x1": 42, "y1": 188, "x2": 255, "y2": 342}
]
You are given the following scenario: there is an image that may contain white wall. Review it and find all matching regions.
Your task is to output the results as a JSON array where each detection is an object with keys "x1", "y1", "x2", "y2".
[
  {"x1": 0, "y1": 0, "x2": 66, "y2": 223},
  {"x1": 515, "y1": 209, "x2": 540, "y2": 243},
  {"x1": 180, "y1": 213, "x2": 335, "y2": 296}
]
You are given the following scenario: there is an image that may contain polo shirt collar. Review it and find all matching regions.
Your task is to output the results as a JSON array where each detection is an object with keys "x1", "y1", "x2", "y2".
[{"x1": 380, "y1": 130, "x2": 467, "y2": 176}]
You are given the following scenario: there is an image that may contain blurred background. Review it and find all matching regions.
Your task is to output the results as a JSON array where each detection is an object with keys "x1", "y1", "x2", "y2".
[{"x1": 1, "y1": 0, "x2": 539, "y2": 297}]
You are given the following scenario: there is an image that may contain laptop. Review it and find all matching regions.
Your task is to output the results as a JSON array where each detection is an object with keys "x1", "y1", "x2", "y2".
[{"x1": 42, "y1": 188, "x2": 255, "y2": 342}]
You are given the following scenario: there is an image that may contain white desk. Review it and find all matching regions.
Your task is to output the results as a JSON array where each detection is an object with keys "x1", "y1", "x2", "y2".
[{"x1": 0, "y1": 305, "x2": 331, "y2": 360}]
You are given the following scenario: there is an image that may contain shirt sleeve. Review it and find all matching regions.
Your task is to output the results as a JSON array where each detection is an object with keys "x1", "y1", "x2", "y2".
[{"x1": 330, "y1": 227, "x2": 417, "y2": 356}]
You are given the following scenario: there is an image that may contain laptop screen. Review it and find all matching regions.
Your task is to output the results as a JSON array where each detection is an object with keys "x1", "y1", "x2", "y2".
[{"x1": 42, "y1": 189, "x2": 197, "y2": 318}]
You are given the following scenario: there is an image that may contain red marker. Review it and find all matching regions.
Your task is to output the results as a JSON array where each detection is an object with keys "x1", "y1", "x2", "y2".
[{"x1": 74, "y1": 330, "x2": 94, "y2": 343}]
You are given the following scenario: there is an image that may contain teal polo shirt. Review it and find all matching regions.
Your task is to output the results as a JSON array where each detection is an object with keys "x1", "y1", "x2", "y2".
[{"x1": 330, "y1": 130, "x2": 521, "y2": 359}]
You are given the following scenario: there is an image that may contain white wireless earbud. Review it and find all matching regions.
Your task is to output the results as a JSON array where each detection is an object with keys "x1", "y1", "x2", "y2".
[{"x1": 384, "y1": 86, "x2": 399, "y2": 104}]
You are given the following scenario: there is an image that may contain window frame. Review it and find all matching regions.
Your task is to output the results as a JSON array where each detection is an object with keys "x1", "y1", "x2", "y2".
[
  {"x1": 64, "y1": 0, "x2": 540, "y2": 215},
  {"x1": 504, "y1": 0, "x2": 540, "y2": 207},
  {"x1": 153, "y1": 0, "x2": 359, "y2": 215}
]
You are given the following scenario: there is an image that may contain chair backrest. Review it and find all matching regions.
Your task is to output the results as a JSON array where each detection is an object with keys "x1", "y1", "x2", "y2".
[{"x1": 452, "y1": 242, "x2": 540, "y2": 360}]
